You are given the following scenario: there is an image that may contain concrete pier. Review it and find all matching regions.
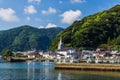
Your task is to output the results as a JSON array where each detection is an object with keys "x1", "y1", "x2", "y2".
[{"x1": 55, "y1": 63, "x2": 120, "y2": 72}]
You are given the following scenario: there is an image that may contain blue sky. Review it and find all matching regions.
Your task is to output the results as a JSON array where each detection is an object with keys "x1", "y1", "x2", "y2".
[{"x1": 0, "y1": 0, "x2": 120, "y2": 30}]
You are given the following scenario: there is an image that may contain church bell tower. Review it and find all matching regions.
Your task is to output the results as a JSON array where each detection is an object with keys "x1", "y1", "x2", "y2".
[{"x1": 58, "y1": 38, "x2": 63, "y2": 50}]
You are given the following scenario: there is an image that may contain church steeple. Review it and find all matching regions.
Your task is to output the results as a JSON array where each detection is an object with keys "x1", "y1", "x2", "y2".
[{"x1": 58, "y1": 37, "x2": 63, "y2": 50}]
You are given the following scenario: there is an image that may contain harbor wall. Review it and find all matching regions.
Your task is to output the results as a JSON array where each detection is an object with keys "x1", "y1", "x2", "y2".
[{"x1": 55, "y1": 63, "x2": 120, "y2": 72}]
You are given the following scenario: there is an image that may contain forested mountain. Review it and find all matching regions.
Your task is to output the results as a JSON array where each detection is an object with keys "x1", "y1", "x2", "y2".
[
  {"x1": 50, "y1": 5, "x2": 120, "y2": 51},
  {"x1": 0, "y1": 25, "x2": 63, "y2": 53}
]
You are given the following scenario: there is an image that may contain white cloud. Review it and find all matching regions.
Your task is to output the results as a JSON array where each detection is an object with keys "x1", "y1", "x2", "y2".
[
  {"x1": 28, "y1": 0, "x2": 41, "y2": 4},
  {"x1": 71, "y1": 0, "x2": 86, "y2": 3},
  {"x1": 60, "y1": 10, "x2": 82, "y2": 24},
  {"x1": 39, "y1": 23, "x2": 57, "y2": 29},
  {"x1": 39, "y1": 25, "x2": 44, "y2": 29},
  {"x1": 0, "y1": 8, "x2": 19, "y2": 22},
  {"x1": 26, "y1": 16, "x2": 31, "y2": 21},
  {"x1": 41, "y1": 7, "x2": 56, "y2": 15},
  {"x1": 46, "y1": 23, "x2": 57, "y2": 28},
  {"x1": 24, "y1": 5, "x2": 37, "y2": 14}
]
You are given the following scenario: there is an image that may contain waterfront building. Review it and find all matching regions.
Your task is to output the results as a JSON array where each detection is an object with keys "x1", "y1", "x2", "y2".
[
  {"x1": 56, "y1": 38, "x2": 76, "y2": 63},
  {"x1": 28, "y1": 54, "x2": 35, "y2": 59}
]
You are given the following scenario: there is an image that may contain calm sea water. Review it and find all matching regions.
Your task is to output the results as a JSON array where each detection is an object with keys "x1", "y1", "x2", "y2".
[{"x1": 0, "y1": 59, "x2": 120, "y2": 80}]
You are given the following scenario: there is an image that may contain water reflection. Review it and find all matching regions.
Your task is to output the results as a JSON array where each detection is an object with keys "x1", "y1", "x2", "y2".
[
  {"x1": 56, "y1": 70, "x2": 120, "y2": 80},
  {"x1": 26, "y1": 62, "x2": 55, "y2": 80},
  {"x1": 27, "y1": 62, "x2": 35, "y2": 80},
  {"x1": 0, "y1": 61, "x2": 120, "y2": 80},
  {"x1": 58, "y1": 72, "x2": 62, "y2": 80}
]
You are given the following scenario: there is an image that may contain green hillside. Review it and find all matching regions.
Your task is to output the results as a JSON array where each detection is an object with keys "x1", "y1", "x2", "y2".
[
  {"x1": 50, "y1": 5, "x2": 120, "y2": 51},
  {"x1": 0, "y1": 25, "x2": 63, "y2": 53}
]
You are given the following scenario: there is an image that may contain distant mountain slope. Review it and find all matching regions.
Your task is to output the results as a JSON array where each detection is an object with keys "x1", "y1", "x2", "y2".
[
  {"x1": 0, "y1": 25, "x2": 63, "y2": 53},
  {"x1": 50, "y1": 5, "x2": 120, "y2": 51}
]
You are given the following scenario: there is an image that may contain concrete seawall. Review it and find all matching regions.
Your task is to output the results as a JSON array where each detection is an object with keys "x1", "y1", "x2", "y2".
[{"x1": 55, "y1": 63, "x2": 120, "y2": 72}]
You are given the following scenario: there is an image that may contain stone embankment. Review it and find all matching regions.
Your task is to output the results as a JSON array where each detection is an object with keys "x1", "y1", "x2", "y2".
[{"x1": 55, "y1": 63, "x2": 120, "y2": 72}]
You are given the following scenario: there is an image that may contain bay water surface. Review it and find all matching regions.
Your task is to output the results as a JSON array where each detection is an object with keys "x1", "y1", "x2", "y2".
[{"x1": 0, "y1": 59, "x2": 120, "y2": 80}]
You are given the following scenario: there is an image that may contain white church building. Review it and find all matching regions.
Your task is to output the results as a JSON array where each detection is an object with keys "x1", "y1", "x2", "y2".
[{"x1": 56, "y1": 38, "x2": 76, "y2": 63}]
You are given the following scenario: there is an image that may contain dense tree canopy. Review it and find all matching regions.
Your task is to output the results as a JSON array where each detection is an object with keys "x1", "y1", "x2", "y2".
[
  {"x1": 2, "y1": 49, "x2": 13, "y2": 57},
  {"x1": 50, "y1": 5, "x2": 120, "y2": 51},
  {"x1": 0, "y1": 25, "x2": 63, "y2": 53}
]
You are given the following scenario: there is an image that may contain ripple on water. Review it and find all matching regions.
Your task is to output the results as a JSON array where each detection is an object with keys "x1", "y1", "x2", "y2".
[{"x1": 0, "y1": 62, "x2": 120, "y2": 80}]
